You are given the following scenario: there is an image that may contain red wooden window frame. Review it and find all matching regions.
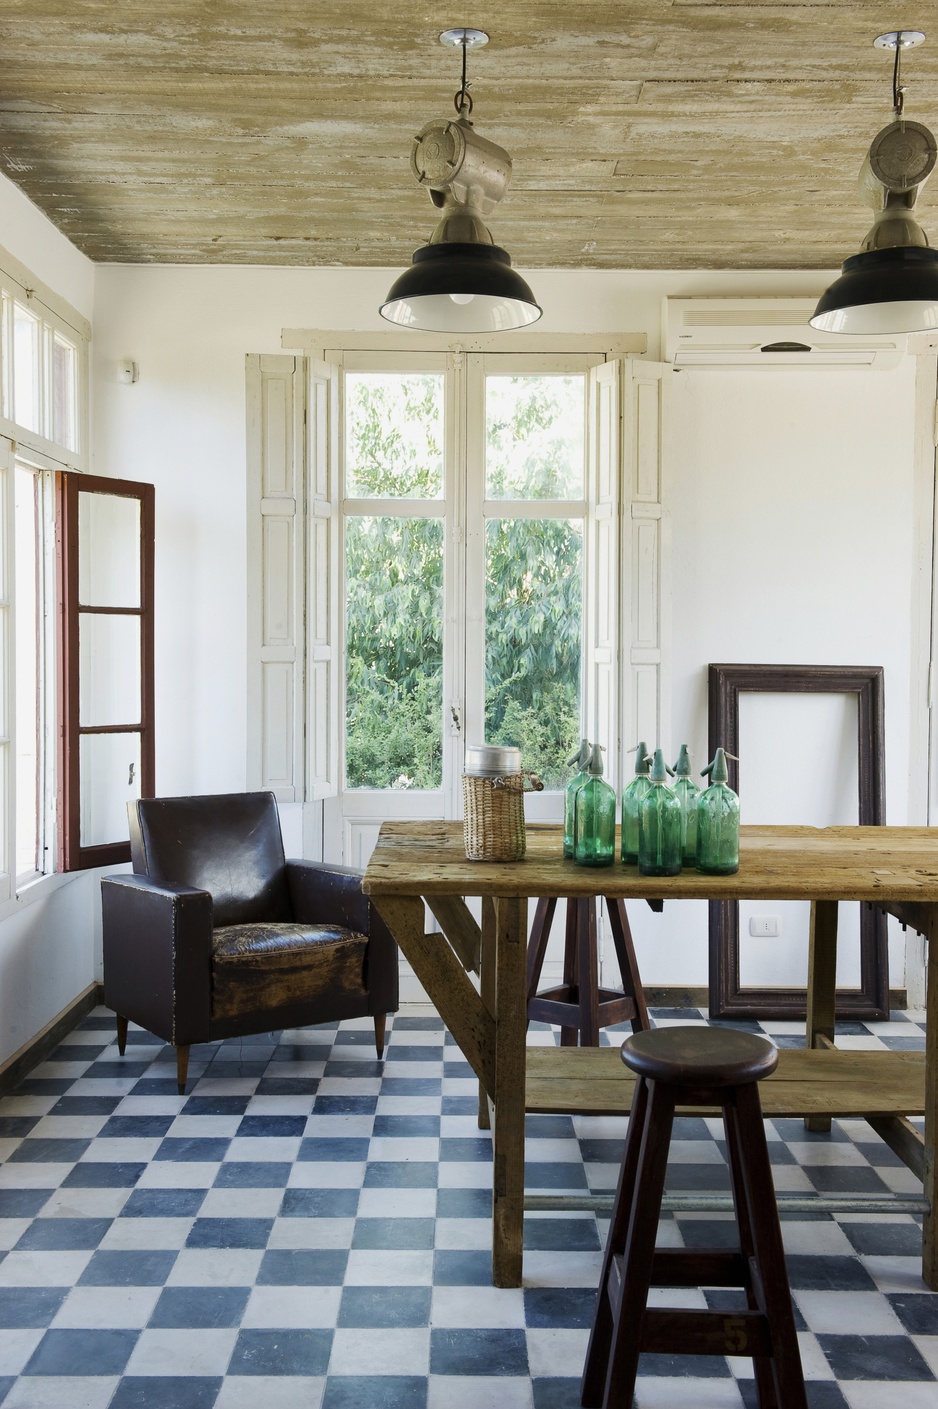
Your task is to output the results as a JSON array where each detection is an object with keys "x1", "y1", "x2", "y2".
[{"x1": 56, "y1": 472, "x2": 155, "y2": 870}]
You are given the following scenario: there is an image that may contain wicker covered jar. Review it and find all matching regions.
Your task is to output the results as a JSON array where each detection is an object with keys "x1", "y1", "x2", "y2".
[{"x1": 462, "y1": 744, "x2": 544, "y2": 861}]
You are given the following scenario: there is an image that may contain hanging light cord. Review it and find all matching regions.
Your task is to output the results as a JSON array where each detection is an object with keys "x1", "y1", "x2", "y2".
[
  {"x1": 454, "y1": 33, "x2": 474, "y2": 119},
  {"x1": 893, "y1": 32, "x2": 906, "y2": 119}
]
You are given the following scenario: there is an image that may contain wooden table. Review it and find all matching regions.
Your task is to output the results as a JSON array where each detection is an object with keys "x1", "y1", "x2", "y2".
[{"x1": 362, "y1": 822, "x2": 938, "y2": 1288}]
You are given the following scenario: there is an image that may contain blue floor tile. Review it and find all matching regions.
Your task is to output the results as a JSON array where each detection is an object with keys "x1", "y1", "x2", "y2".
[
  {"x1": 109, "y1": 1377, "x2": 223, "y2": 1408},
  {"x1": 338, "y1": 1285, "x2": 431, "y2": 1327},
  {"x1": 321, "y1": 1376, "x2": 428, "y2": 1409},
  {"x1": 148, "y1": 1285, "x2": 251, "y2": 1328},
  {"x1": 430, "y1": 1327, "x2": 529, "y2": 1376},
  {"x1": 228, "y1": 1328, "x2": 332, "y2": 1375},
  {"x1": 256, "y1": 1249, "x2": 348, "y2": 1285},
  {"x1": 23, "y1": 1327, "x2": 138, "y2": 1375}
]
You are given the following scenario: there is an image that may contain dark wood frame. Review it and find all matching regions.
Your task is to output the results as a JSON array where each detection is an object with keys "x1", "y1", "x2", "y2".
[
  {"x1": 56, "y1": 473, "x2": 155, "y2": 870},
  {"x1": 708, "y1": 663, "x2": 888, "y2": 1020}
]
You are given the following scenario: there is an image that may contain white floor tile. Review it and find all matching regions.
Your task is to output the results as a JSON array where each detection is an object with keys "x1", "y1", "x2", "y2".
[
  {"x1": 51, "y1": 1285, "x2": 162, "y2": 1328},
  {"x1": 431, "y1": 1285, "x2": 525, "y2": 1328},
  {"x1": 343, "y1": 1249, "x2": 433, "y2": 1285},
  {"x1": 124, "y1": 1326, "x2": 238, "y2": 1375},
  {"x1": 2, "y1": 1376, "x2": 119, "y2": 1409},
  {"x1": 214, "y1": 1375, "x2": 326, "y2": 1409},
  {"x1": 328, "y1": 1326, "x2": 430, "y2": 1375},
  {"x1": 428, "y1": 1374, "x2": 534, "y2": 1408},
  {"x1": 241, "y1": 1285, "x2": 341, "y2": 1329},
  {"x1": 165, "y1": 1248, "x2": 264, "y2": 1286}
]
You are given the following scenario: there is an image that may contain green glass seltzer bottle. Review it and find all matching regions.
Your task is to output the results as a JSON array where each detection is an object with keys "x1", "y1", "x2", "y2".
[
  {"x1": 620, "y1": 742, "x2": 652, "y2": 864},
  {"x1": 696, "y1": 747, "x2": 740, "y2": 875},
  {"x1": 563, "y1": 738, "x2": 592, "y2": 859},
  {"x1": 574, "y1": 743, "x2": 616, "y2": 868},
  {"x1": 672, "y1": 743, "x2": 701, "y2": 866},
  {"x1": 638, "y1": 749, "x2": 683, "y2": 876}
]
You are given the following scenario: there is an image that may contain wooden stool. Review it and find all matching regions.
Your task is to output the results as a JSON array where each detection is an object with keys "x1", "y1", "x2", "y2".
[
  {"x1": 581, "y1": 1026, "x2": 807, "y2": 1409},
  {"x1": 526, "y1": 897, "x2": 649, "y2": 1045}
]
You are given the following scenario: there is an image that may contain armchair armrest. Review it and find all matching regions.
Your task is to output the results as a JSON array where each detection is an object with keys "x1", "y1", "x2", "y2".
[
  {"x1": 285, "y1": 860, "x2": 370, "y2": 931},
  {"x1": 285, "y1": 860, "x2": 399, "y2": 1014},
  {"x1": 101, "y1": 874, "x2": 213, "y2": 1047}
]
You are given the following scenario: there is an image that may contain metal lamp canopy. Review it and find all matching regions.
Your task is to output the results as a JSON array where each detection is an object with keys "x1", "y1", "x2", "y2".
[
  {"x1": 380, "y1": 28, "x2": 541, "y2": 333},
  {"x1": 811, "y1": 31, "x2": 938, "y2": 334}
]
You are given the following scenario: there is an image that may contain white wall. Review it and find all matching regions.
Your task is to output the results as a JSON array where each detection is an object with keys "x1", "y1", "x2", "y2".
[
  {"x1": 0, "y1": 171, "x2": 97, "y2": 1066},
  {"x1": 92, "y1": 263, "x2": 924, "y2": 996},
  {"x1": 628, "y1": 360, "x2": 919, "y2": 989}
]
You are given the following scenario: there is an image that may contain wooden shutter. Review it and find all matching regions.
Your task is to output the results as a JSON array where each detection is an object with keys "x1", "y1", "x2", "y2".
[
  {"x1": 56, "y1": 472, "x2": 155, "y2": 870},
  {"x1": 307, "y1": 358, "x2": 340, "y2": 800},
  {"x1": 622, "y1": 361, "x2": 670, "y2": 752},
  {"x1": 246, "y1": 354, "x2": 307, "y2": 800},
  {"x1": 584, "y1": 360, "x2": 622, "y2": 786},
  {"x1": 0, "y1": 439, "x2": 14, "y2": 899}
]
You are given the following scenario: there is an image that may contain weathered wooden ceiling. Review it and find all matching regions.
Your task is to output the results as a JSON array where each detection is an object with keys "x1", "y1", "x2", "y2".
[{"x1": 1, "y1": 2, "x2": 937, "y2": 270}]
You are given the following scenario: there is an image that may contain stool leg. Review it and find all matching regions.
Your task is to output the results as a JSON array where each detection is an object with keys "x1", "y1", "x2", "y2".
[
  {"x1": 577, "y1": 898, "x2": 600, "y2": 1048},
  {"x1": 725, "y1": 1085, "x2": 808, "y2": 1409},
  {"x1": 582, "y1": 1074, "x2": 650, "y2": 1406},
  {"x1": 526, "y1": 898, "x2": 557, "y2": 1009},
  {"x1": 582, "y1": 1077, "x2": 676, "y2": 1409},
  {"x1": 560, "y1": 900, "x2": 581, "y2": 1047},
  {"x1": 605, "y1": 899, "x2": 650, "y2": 1032}
]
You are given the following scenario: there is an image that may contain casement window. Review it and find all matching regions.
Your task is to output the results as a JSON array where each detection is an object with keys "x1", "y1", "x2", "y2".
[
  {"x1": 0, "y1": 251, "x2": 87, "y2": 898},
  {"x1": 56, "y1": 473, "x2": 155, "y2": 871},
  {"x1": 0, "y1": 247, "x2": 153, "y2": 891},
  {"x1": 247, "y1": 343, "x2": 669, "y2": 875}
]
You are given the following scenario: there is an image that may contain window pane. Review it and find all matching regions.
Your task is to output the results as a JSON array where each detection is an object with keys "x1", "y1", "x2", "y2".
[
  {"x1": 78, "y1": 492, "x2": 141, "y2": 607},
  {"x1": 79, "y1": 733, "x2": 141, "y2": 847},
  {"x1": 12, "y1": 302, "x2": 40, "y2": 435},
  {"x1": 14, "y1": 469, "x2": 39, "y2": 878},
  {"x1": 52, "y1": 333, "x2": 77, "y2": 451},
  {"x1": 485, "y1": 376, "x2": 585, "y2": 500},
  {"x1": 484, "y1": 517, "x2": 582, "y2": 788},
  {"x1": 345, "y1": 373, "x2": 444, "y2": 498},
  {"x1": 345, "y1": 515, "x2": 443, "y2": 788},
  {"x1": 79, "y1": 614, "x2": 141, "y2": 727}
]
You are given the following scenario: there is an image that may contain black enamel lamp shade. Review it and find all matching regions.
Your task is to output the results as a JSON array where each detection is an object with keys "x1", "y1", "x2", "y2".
[
  {"x1": 810, "y1": 245, "x2": 938, "y2": 333},
  {"x1": 380, "y1": 242, "x2": 542, "y2": 332}
]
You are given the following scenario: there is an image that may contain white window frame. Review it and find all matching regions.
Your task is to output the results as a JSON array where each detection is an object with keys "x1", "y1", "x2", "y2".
[
  {"x1": 0, "y1": 250, "x2": 90, "y2": 915},
  {"x1": 247, "y1": 333, "x2": 670, "y2": 833},
  {"x1": 0, "y1": 244, "x2": 89, "y2": 474}
]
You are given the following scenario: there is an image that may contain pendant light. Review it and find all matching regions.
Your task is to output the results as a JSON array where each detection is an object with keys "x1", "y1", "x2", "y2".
[
  {"x1": 811, "y1": 31, "x2": 938, "y2": 334},
  {"x1": 380, "y1": 28, "x2": 541, "y2": 332}
]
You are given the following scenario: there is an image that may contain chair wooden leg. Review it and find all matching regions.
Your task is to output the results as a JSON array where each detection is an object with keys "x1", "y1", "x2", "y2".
[
  {"x1": 577, "y1": 898, "x2": 600, "y2": 1048},
  {"x1": 605, "y1": 899, "x2": 650, "y2": 1032},
  {"x1": 560, "y1": 900, "x2": 580, "y2": 1046},
  {"x1": 374, "y1": 1013, "x2": 387, "y2": 1058},
  {"x1": 176, "y1": 1045, "x2": 190, "y2": 1096},
  {"x1": 526, "y1": 897, "x2": 556, "y2": 1006},
  {"x1": 116, "y1": 1014, "x2": 128, "y2": 1056}
]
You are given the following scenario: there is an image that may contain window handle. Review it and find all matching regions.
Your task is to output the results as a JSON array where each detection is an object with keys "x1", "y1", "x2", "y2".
[
  {"x1": 450, "y1": 703, "x2": 462, "y2": 735},
  {"x1": 128, "y1": 762, "x2": 135, "y2": 786}
]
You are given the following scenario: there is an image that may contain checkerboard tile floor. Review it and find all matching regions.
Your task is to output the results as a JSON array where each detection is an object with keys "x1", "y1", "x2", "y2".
[{"x1": 0, "y1": 1004, "x2": 931, "y2": 1408}]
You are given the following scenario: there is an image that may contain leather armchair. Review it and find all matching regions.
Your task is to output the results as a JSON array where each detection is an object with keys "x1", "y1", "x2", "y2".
[{"x1": 101, "y1": 791, "x2": 398, "y2": 1092}]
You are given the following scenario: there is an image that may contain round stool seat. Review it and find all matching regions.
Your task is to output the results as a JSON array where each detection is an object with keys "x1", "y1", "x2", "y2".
[{"x1": 621, "y1": 1025, "x2": 778, "y2": 1087}]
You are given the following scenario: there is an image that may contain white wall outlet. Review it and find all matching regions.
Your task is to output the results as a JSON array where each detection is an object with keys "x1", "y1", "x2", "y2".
[{"x1": 749, "y1": 916, "x2": 781, "y2": 937}]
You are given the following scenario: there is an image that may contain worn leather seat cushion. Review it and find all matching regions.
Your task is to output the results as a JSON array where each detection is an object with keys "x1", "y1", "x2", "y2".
[{"x1": 211, "y1": 922, "x2": 368, "y2": 1022}]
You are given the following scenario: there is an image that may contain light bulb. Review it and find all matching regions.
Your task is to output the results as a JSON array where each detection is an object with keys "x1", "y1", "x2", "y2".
[{"x1": 449, "y1": 292, "x2": 475, "y2": 305}]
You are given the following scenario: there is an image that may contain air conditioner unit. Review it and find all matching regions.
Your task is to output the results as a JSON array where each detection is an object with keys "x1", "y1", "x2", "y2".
[{"x1": 663, "y1": 298, "x2": 906, "y2": 370}]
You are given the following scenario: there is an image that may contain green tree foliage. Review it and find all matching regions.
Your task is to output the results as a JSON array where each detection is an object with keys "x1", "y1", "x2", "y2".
[{"x1": 345, "y1": 373, "x2": 582, "y2": 791}]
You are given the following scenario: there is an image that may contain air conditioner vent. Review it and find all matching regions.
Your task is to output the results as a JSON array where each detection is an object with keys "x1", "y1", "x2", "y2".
[{"x1": 664, "y1": 298, "x2": 906, "y2": 370}]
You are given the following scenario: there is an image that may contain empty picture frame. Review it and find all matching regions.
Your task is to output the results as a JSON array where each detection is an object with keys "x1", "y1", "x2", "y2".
[{"x1": 708, "y1": 663, "x2": 888, "y2": 1020}]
